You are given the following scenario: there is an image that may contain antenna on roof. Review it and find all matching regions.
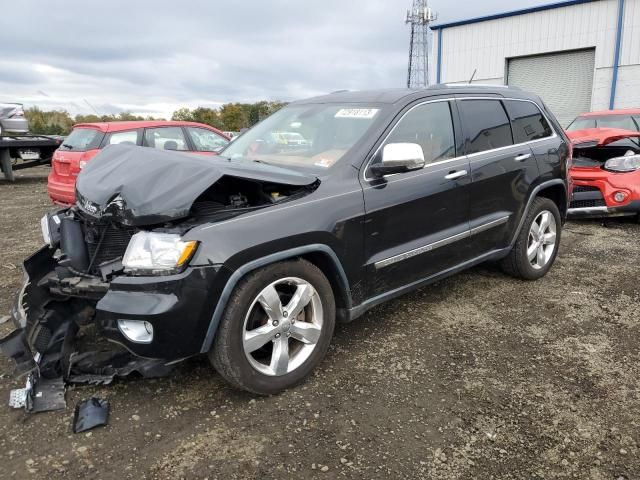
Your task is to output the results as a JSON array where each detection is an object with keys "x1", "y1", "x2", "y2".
[
  {"x1": 84, "y1": 98, "x2": 101, "y2": 116},
  {"x1": 468, "y1": 69, "x2": 477, "y2": 84}
]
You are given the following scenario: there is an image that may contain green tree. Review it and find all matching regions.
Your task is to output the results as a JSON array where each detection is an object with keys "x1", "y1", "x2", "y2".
[{"x1": 219, "y1": 103, "x2": 249, "y2": 131}]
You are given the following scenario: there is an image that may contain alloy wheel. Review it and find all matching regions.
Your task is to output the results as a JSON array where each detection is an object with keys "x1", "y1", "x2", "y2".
[
  {"x1": 527, "y1": 210, "x2": 557, "y2": 270},
  {"x1": 242, "y1": 277, "x2": 323, "y2": 376}
]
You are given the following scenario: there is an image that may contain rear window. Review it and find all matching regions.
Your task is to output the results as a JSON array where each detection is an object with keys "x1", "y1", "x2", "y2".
[
  {"x1": 59, "y1": 128, "x2": 104, "y2": 152},
  {"x1": 459, "y1": 100, "x2": 513, "y2": 154},
  {"x1": 567, "y1": 114, "x2": 640, "y2": 132},
  {"x1": 504, "y1": 100, "x2": 553, "y2": 143}
]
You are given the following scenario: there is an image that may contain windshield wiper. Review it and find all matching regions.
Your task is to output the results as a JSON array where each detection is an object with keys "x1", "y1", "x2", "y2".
[
  {"x1": 252, "y1": 159, "x2": 273, "y2": 166},
  {"x1": 61, "y1": 143, "x2": 74, "y2": 149}
]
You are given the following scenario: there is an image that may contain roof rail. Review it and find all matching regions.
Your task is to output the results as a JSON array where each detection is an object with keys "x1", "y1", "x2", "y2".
[
  {"x1": 330, "y1": 89, "x2": 350, "y2": 94},
  {"x1": 441, "y1": 83, "x2": 517, "y2": 89}
]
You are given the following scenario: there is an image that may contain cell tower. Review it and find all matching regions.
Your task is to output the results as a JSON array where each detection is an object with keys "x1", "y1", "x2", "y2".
[{"x1": 405, "y1": 0, "x2": 437, "y2": 88}]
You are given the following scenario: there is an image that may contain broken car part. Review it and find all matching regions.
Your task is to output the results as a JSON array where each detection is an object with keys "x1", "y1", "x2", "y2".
[
  {"x1": 73, "y1": 397, "x2": 110, "y2": 433},
  {"x1": 567, "y1": 128, "x2": 640, "y2": 218}
]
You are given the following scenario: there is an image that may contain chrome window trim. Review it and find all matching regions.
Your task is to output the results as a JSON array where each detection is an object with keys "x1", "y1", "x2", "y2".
[
  {"x1": 374, "y1": 215, "x2": 509, "y2": 269},
  {"x1": 362, "y1": 96, "x2": 558, "y2": 183}
]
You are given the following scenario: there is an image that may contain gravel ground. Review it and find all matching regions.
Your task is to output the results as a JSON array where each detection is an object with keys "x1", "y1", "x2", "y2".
[{"x1": 1, "y1": 167, "x2": 639, "y2": 480}]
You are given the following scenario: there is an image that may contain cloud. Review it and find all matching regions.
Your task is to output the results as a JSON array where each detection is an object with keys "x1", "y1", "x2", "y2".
[{"x1": 1, "y1": 0, "x2": 551, "y2": 118}]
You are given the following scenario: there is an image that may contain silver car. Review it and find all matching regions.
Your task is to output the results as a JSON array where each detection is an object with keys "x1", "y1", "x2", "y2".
[{"x1": 0, "y1": 103, "x2": 29, "y2": 136}]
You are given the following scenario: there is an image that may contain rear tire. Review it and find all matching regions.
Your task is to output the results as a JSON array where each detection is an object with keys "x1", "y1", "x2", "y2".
[
  {"x1": 501, "y1": 197, "x2": 561, "y2": 280},
  {"x1": 210, "y1": 258, "x2": 335, "y2": 395}
]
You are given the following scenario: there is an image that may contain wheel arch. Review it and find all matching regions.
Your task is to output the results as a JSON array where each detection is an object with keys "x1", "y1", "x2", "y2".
[
  {"x1": 510, "y1": 179, "x2": 567, "y2": 248},
  {"x1": 200, "y1": 244, "x2": 351, "y2": 353},
  {"x1": 536, "y1": 183, "x2": 568, "y2": 220}
]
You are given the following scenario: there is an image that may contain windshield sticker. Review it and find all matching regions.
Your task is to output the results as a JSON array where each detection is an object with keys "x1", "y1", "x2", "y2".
[{"x1": 334, "y1": 108, "x2": 379, "y2": 119}]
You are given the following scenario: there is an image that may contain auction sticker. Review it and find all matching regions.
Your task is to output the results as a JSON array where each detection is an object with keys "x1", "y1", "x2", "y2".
[{"x1": 335, "y1": 108, "x2": 379, "y2": 119}]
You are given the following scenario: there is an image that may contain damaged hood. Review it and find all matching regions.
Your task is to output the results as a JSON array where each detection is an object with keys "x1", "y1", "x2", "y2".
[
  {"x1": 75, "y1": 144, "x2": 317, "y2": 226},
  {"x1": 566, "y1": 128, "x2": 640, "y2": 147}
]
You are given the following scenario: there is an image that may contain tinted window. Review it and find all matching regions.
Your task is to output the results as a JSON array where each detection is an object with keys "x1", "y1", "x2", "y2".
[
  {"x1": 186, "y1": 127, "x2": 229, "y2": 152},
  {"x1": 106, "y1": 130, "x2": 139, "y2": 146},
  {"x1": 59, "y1": 128, "x2": 104, "y2": 152},
  {"x1": 144, "y1": 127, "x2": 188, "y2": 151},
  {"x1": 459, "y1": 100, "x2": 513, "y2": 154},
  {"x1": 504, "y1": 100, "x2": 553, "y2": 143},
  {"x1": 383, "y1": 101, "x2": 456, "y2": 165}
]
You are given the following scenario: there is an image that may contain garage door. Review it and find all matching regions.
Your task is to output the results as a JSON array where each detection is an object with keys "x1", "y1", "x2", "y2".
[{"x1": 507, "y1": 49, "x2": 595, "y2": 128}]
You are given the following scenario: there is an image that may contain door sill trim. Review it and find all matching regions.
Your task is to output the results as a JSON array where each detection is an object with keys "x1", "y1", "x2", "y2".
[{"x1": 374, "y1": 215, "x2": 509, "y2": 269}]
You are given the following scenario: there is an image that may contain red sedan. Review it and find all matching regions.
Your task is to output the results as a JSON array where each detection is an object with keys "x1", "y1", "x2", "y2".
[
  {"x1": 48, "y1": 121, "x2": 230, "y2": 206},
  {"x1": 567, "y1": 124, "x2": 640, "y2": 218}
]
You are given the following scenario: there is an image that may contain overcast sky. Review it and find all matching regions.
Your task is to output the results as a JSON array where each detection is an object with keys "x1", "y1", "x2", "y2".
[{"x1": 0, "y1": 0, "x2": 551, "y2": 118}]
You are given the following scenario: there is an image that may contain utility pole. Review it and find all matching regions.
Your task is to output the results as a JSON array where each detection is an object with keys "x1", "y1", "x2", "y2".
[{"x1": 405, "y1": 0, "x2": 437, "y2": 88}]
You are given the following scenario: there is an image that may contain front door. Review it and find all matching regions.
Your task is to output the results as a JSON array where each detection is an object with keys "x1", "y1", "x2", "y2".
[{"x1": 361, "y1": 100, "x2": 471, "y2": 297}]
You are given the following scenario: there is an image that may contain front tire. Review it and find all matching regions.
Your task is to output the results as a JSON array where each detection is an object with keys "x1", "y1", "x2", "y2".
[
  {"x1": 501, "y1": 197, "x2": 561, "y2": 280},
  {"x1": 210, "y1": 259, "x2": 335, "y2": 395}
]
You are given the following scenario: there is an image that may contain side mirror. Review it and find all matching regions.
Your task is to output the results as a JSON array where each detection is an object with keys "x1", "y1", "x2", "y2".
[{"x1": 370, "y1": 143, "x2": 425, "y2": 177}]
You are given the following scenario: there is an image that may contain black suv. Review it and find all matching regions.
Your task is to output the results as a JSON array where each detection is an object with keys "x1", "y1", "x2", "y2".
[{"x1": 2, "y1": 86, "x2": 569, "y2": 396}]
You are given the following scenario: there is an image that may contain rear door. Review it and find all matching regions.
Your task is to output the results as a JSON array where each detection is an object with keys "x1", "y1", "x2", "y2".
[
  {"x1": 362, "y1": 99, "x2": 471, "y2": 297},
  {"x1": 457, "y1": 98, "x2": 539, "y2": 255}
]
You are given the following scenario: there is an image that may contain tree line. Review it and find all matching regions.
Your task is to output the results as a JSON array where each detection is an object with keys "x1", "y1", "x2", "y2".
[{"x1": 24, "y1": 100, "x2": 287, "y2": 135}]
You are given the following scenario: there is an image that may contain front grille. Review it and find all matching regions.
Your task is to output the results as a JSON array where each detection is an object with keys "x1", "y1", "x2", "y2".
[
  {"x1": 573, "y1": 185, "x2": 600, "y2": 193},
  {"x1": 569, "y1": 198, "x2": 606, "y2": 209},
  {"x1": 84, "y1": 223, "x2": 136, "y2": 269}
]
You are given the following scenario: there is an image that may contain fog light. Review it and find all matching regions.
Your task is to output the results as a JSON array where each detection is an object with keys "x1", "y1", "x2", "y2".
[
  {"x1": 613, "y1": 191, "x2": 628, "y2": 203},
  {"x1": 118, "y1": 320, "x2": 154, "y2": 344}
]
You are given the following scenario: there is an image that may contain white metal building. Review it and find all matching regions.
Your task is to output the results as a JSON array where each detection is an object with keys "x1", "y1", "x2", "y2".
[{"x1": 431, "y1": 0, "x2": 640, "y2": 126}]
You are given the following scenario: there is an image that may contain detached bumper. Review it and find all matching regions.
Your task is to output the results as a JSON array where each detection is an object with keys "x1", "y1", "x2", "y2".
[{"x1": 3, "y1": 246, "x2": 227, "y2": 365}]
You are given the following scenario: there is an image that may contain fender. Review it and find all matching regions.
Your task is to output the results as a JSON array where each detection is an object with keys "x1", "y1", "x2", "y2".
[
  {"x1": 509, "y1": 179, "x2": 567, "y2": 248},
  {"x1": 200, "y1": 244, "x2": 351, "y2": 353}
]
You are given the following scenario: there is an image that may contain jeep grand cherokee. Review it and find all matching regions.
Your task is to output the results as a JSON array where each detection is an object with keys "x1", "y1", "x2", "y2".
[{"x1": 1, "y1": 86, "x2": 569, "y2": 397}]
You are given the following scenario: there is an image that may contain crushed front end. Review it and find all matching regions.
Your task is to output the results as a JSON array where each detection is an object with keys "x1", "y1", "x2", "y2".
[
  {"x1": 1, "y1": 144, "x2": 319, "y2": 411},
  {"x1": 567, "y1": 128, "x2": 640, "y2": 218},
  {"x1": 1, "y1": 208, "x2": 222, "y2": 411}
]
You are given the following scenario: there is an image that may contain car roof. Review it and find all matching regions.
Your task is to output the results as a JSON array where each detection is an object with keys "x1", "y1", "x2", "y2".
[
  {"x1": 580, "y1": 108, "x2": 640, "y2": 117},
  {"x1": 295, "y1": 85, "x2": 530, "y2": 105},
  {"x1": 72, "y1": 120, "x2": 227, "y2": 136}
]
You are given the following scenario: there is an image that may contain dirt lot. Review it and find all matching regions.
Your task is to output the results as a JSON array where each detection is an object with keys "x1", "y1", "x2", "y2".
[{"x1": 1, "y1": 167, "x2": 639, "y2": 480}]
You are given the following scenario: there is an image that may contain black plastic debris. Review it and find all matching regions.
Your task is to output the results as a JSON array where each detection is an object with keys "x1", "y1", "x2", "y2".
[
  {"x1": 68, "y1": 350, "x2": 174, "y2": 385},
  {"x1": 0, "y1": 329, "x2": 36, "y2": 377},
  {"x1": 73, "y1": 397, "x2": 109, "y2": 433},
  {"x1": 30, "y1": 377, "x2": 66, "y2": 412}
]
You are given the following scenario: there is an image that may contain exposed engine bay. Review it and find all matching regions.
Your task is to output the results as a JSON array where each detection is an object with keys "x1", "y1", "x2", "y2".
[{"x1": 570, "y1": 128, "x2": 640, "y2": 167}]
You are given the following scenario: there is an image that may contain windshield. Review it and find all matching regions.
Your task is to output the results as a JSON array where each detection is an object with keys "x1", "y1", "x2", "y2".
[
  {"x1": 221, "y1": 104, "x2": 382, "y2": 170},
  {"x1": 60, "y1": 127, "x2": 104, "y2": 152},
  {"x1": 567, "y1": 114, "x2": 640, "y2": 132}
]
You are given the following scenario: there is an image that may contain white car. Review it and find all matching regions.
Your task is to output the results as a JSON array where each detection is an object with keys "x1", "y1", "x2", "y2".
[{"x1": 0, "y1": 103, "x2": 29, "y2": 136}]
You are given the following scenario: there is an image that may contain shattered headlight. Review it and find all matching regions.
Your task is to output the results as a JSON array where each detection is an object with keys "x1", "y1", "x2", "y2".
[
  {"x1": 604, "y1": 154, "x2": 640, "y2": 172},
  {"x1": 122, "y1": 232, "x2": 198, "y2": 274}
]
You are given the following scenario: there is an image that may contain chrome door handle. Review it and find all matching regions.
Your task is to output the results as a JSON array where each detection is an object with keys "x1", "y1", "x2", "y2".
[
  {"x1": 444, "y1": 170, "x2": 468, "y2": 180},
  {"x1": 514, "y1": 153, "x2": 532, "y2": 162}
]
